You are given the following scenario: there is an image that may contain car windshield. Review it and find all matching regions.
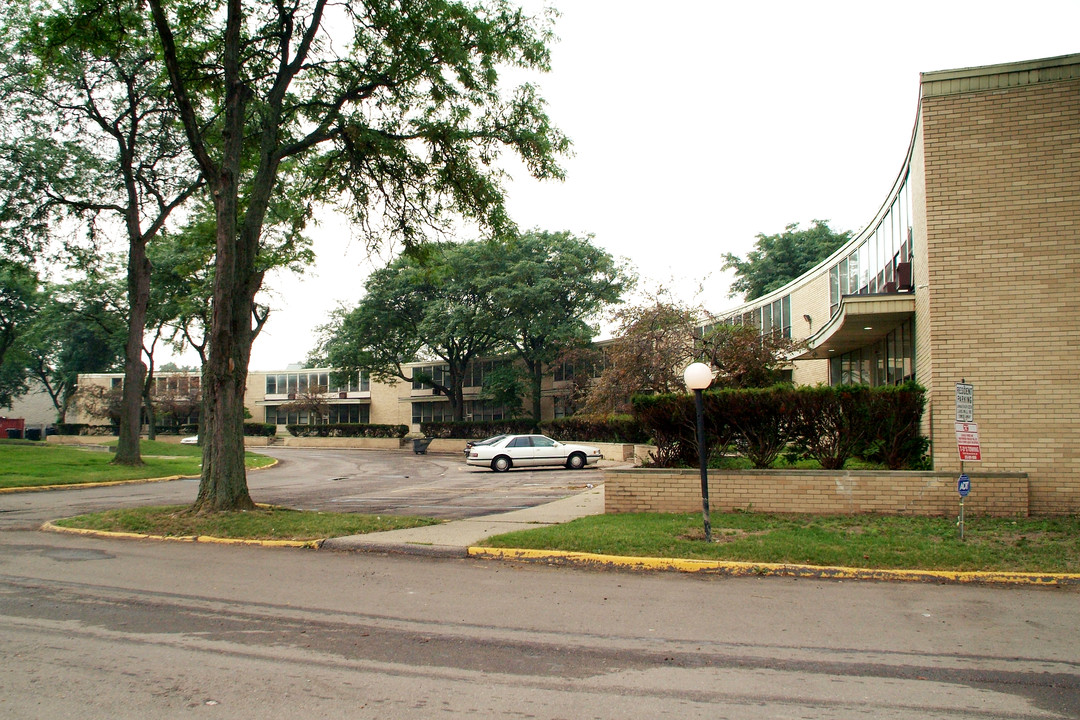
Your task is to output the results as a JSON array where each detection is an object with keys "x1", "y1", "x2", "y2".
[{"x1": 474, "y1": 435, "x2": 506, "y2": 446}]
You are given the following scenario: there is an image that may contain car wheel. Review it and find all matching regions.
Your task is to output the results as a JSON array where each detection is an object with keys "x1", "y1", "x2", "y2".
[
  {"x1": 491, "y1": 455, "x2": 512, "y2": 473},
  {"x1": 566, "y1": 452, "x2": 586, "y2": 470}
]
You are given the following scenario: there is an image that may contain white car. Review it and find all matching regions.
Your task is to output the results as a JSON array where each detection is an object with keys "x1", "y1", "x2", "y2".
[
  {"x1": 465, "y1": 434, "x2": 602, "y2": 472},
  {"x1": 180, "y1": 435, "x2": 199, "y2": 445}
]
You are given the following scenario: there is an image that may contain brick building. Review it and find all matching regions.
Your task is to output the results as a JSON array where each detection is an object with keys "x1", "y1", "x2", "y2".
[{"x1": 709, "y1": 53, "x2": 1080, "y2": 513}]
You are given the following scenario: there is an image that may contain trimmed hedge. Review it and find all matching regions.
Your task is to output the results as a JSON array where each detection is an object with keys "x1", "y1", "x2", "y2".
[
  {"x1": 287, "y1": 422, "x2": 408, "y2": 438},
  {"x1": 539, "y1": 415, "x2": 648, "y2": 444},
  {"x1": 55, "y1": 424, "x2": 116, "y2": 436},
  {"x1": 244, "y1": 422, "x2": 277, "y2": 437},
  {"x1": 421, "y1": 420, "x2": 538, "y2": 439},
  {"x1": 633, "y1": 382, "x2": 927, "y2": 470}
]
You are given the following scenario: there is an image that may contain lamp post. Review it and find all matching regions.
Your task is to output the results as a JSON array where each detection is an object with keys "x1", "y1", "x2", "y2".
[{"x1": 684, "y1": 362, "x2": 713, "y2": 543}]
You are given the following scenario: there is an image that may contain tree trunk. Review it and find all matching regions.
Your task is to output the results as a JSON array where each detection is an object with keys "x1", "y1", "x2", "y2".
[
  {"x1": 530, "y1": 361, "x2": 543, "y2": 422},
  {"x1": 113, "y1": 238, "x2": 150, "y2": 465}
]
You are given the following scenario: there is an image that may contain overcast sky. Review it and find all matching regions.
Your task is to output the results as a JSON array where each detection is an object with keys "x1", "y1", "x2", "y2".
[{"x1": 197, "y1": 0, "x2": 1080, "y2": 371}]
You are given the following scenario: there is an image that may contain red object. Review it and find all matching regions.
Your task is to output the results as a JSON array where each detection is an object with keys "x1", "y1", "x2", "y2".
[{"x1": 0, "y1": 417, "x2": 26, "y2": 438}]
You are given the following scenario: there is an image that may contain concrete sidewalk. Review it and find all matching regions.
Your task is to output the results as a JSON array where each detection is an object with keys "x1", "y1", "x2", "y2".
[{"x1": 321, "y1": 484, "x2": 605, "y2": 557}]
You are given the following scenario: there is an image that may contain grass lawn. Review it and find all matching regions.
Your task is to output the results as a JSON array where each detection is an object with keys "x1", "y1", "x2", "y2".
[
  {"x1": 481, "y1": 512, "x2": 1080, "y2": 574},
  {"x1": 52, "y1": 505, "x2": 440, "y2": 541},
  {"x1": 0, "y1": 440, "x2": 274, "y2": 490}
]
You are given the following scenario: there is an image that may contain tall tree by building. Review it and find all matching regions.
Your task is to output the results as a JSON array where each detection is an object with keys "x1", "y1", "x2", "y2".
[{"x1": 722, "y1": 220, "x2": 851, "y2": 301}]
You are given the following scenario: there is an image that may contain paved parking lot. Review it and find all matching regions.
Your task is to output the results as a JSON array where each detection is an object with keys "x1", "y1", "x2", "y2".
[{"x1": 249, "y1": 447, "x2": 611, "y2": 519}]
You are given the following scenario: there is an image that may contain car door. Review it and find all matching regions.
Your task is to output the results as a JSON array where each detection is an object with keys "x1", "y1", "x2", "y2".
[
  {"x1": 505, "y1": 435, "x2": 538, "y2": 466},
  {"x1": 528, "y1": 435, "x2": 561, "y2": 467}
]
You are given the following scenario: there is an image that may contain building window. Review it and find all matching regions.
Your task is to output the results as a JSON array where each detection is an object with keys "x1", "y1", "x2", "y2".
[
  {"x1": 265, "y1": 403, "x2": 369, "y2": 425},
  {"x1": 829, "y1": 319, "x2": 915, "y2": 387}
]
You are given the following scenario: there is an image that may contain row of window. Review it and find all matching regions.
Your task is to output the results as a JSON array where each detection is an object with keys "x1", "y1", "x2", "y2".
[
  {"x1": 411, "y1": 400, "x2": 512, "y2": 424},
  {"x1": 829, "y1": 171, "x2": 914, "y2": 312},
  {"x1": 410, "y1": 359, "x2": 513, "y2": 391},
  {"x1": 264, "y1": 403, "x2": 371, "y2": 426},
  {"x1": 828, "y1": 319, "x2": 915, "y2": 387},
  {"x1": 707, "y1": 294, "x2": 793, "y2": 339},
  {"x1": 265, "y1": 370, "x2": 369, "y2": 396}
]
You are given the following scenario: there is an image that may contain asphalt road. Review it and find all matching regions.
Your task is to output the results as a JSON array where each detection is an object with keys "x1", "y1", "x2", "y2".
[
  {"x1": 0, "y1": 447, "x2": 606, "y2": 530},
  {"x1": 1, "y1": 448, "x2": 1078, "y2": 718}
]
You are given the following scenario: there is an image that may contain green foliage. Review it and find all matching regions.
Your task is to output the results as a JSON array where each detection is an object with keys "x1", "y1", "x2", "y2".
[
  {"x1": 700, "y1": 322, "x2": 804, "y2": 388},
  {"x1": 482, "y1": 229, "x2": 629, "y2": 419},
  {"x1": 539, "y1": 415, "x2": 648, "y2": 444},
  {"x1": 633, "y1": 384, "x2": 927, "y2": 470},
  {"x1": 477, "y1": 362, "x2": 527, "y2": 418},
  {"x1": 243, "y1": 423, "x2": 277, "y2": 437},
  {"x1": 722, "y1": 220, "x2": 852, "y2": 301},
  {"x1": 421, "y1": 419, "x2": 539, "y2": 440},
  {"x1": 287, "y1": 423, "x2": 408, "y2": 439},
  {"x1": 788, "y1": 385, "x2": 872, "y2": 470}
]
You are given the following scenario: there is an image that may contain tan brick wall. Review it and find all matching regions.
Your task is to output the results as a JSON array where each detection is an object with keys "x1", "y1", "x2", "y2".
[
  {"x1": 920, "y1": 74, "x2": 1080, "y2": 513},
  {"x1": 605, "y1": 468, "x2": 1029, "y2": 517}
]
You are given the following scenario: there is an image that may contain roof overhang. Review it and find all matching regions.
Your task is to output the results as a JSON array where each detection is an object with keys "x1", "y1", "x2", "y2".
[{"x1": 793, "y1": 294, "x2": 915, "y2": 360}]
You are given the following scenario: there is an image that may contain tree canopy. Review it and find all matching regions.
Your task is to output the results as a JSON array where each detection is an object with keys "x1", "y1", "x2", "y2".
[
  {"x1": 318, "y1": 241, "x2": 502, "y2": 422},
  {"x1": 1, "y1": 0, "x2": 569, "y2": 512},
  {"x1": 318, "y1": 231, "x2": 625, "y2": 422},
  {"x1": 722, "y1": 220, "x2": 851, "y2": 301},
  {"x1": 482, "y1": 230, "x2": 628, "y2": 420}
]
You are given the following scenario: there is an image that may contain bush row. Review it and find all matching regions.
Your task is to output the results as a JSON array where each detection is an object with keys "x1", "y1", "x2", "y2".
[
  {"x1": 287, "y1": 422, "x2": 409, "y2": 438},
  {"x1": 421, "y1": 420, "x2": 539, "y2": 439},
  {"x1": 540, "y1": 415, "x2": 649, "y2": 444},
  {"x1": 632, "y1": 383, "x2": 928, "y2": 470}
]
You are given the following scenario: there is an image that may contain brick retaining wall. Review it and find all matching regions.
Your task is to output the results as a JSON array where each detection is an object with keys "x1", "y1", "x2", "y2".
[{"x1": 605, "y1": 468, "x2": 1029, "y2": 516}]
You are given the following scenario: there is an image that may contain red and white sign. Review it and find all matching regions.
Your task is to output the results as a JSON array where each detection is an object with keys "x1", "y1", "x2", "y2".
[{"x1": 955, "y1": 422, "x2": 981, "y2": 462}]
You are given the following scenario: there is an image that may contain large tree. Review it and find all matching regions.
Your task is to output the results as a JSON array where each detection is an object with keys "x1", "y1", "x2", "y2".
[
  {"x1": 1, "y1": 0, "x2": 204, "y2": 464},
  {"x1": 483, "y1": 230, "x2": 627, "y2": 420},
  {"x1": 140, "y1": 0, "x2": 567, "y2": 512},
  {"x1": 722, "y1": 220, "x2": 851, "y2": 301},
  {"x1": 318, "y1": 242, "x2": 501, "y2": 422}
]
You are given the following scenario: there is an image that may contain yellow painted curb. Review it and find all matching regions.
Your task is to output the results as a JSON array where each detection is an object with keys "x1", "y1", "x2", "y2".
[
  {"x1": 467, "y1": 547, "x2": 1080, "y2": 586},
  {"x1": 0, "y1": 475, "x2": 195, "y2": 494},
  {"x1": 40, "y1": 521, "x2": 322, "y2": 549}
]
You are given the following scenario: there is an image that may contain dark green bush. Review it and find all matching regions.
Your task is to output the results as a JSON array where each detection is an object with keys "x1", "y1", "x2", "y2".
[
  {"x1": 631, "y1": 383, "x2": 927, "y2": 471},
  {"x1": 540, "y1": 415, "x2": 648, "y2": 444},
  {"x1": 421, "y1": 420, "x2": 538, "y2": 439},
  {"x1": 724, "y1": 386, "x2": 793, "y2": 469},
  {"x1": 859, "y1": 382, "x2": 928, "y2": 469},
  {"x1": 244, "y1": 422, "x2": 277, "y2": 437},
  {"x1": 788, "y1": 385, "x2": 872, "y2": 470},
  {"x1": 287, "y1": 423, "x2": 408, "y2": 438}
]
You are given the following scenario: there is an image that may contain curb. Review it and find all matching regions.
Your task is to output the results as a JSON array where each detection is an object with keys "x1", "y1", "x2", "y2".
[
  {"x1": 40, "y1": 521, "x2": 322, "y2": 549},
  {"x1": 321, "y1": 538, "x2": 467, "y2": 558},
  {"x1": 467, "y1": 547, "x2": 1080, "y2": 586}
]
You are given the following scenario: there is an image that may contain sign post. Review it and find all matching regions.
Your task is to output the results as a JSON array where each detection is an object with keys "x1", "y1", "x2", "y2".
[
  {"x1": 957, "y1": 473, "x2": 971, "y2": 541},
  {"x1": 954, "y1": 380, "x2": 978, "y2": 541}
]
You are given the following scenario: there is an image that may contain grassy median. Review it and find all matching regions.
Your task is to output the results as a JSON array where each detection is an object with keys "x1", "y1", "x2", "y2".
[
  {"x1": 51, "y1": 504, "x2": 440, "y2": 541},
  {"x1": 0, "y1": 440, "x2": 274, "y2": 489},
  {"x1": 480, "y1": 512, "x2": 1080, "y2": 574}
]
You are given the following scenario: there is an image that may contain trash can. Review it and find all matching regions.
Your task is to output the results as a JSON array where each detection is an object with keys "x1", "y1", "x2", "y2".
[
  {"x1": 412, "y1": 437, "x2": 433, "y2": 455},
  {"x1": 6, "y1": 428, "x2": 20, "y2": 440},
  {"x1": 25, "y1": 428, "x2": 41, "y2": 441}
]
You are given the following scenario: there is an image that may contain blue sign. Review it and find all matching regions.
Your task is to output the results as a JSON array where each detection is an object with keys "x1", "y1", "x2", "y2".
[{"x1": 957, "y1": 473, "x2": 971, "y2": 497}]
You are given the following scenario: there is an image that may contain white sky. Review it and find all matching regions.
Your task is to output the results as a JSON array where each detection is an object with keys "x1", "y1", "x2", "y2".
[{"x1": 189, "y1": 0, "x2": 1080, "y2": 371}]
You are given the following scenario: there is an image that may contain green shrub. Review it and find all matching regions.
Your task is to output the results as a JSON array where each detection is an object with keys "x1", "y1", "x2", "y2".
[
  {"x1": 540, "y1": 414, "x2": 648, "y2": 444},
  {"x1": 287, "y1": 423, "x2": 408, "y2": 438},
  {"x1": 421, "y1": 420, "x2": 538, "y2": 439},
  {"x1": 243, "y1": 422, "x2": 277, "y2": 437},
  {"x1": 788, "y1": 385, "x2": 872, "y2": 470}
]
